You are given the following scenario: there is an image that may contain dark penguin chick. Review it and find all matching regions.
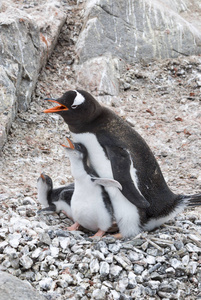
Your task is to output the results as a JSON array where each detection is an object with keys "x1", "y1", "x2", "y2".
[
  {"x1": 61, "y1": 138, "x2": 122, "y2": 238},
  {"x1": 37, "y1": 173, "x2": 74, "y2": 219},
  {"x1": 44, "y1": 90, "x2": 201, "y2": 238}
]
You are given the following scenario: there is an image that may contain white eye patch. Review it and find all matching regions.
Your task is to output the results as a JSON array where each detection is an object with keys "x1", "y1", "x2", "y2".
[{"x1": 72, "y1": 91, "x2": 85, "y2": 108}]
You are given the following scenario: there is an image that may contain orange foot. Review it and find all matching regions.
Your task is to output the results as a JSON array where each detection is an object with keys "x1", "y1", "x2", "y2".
[
  {"x1": 67, "y1": 221, "x2": 80, "y2": 231},
  {"x1": 112, "y1": 232, "x2": 123, "y2": 239},
  {"x1": 89, "y1": 229, "x2": 106, "y2": 239}
]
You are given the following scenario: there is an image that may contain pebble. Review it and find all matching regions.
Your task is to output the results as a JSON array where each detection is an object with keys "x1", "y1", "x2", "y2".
[
  {"x1": 99, "y1": 261, "x2": 109, "y2": 277},
  {"x1": 93, "y1": 250, "x2": 105, "y2": 261},
  {"x1": 19, "y1": 255, "x2": 33, "y2": 270},
  {"x1": 186, "y1": 243, "x2": 201, "y2": 252},
  {"x1": 8, "y1": 233, "x2": 21, "y2": 248},
  {"x1": 78, "y1": 262, "x2": 88, "y2": 274},
  {"x1": 148, "y1": 262, "x2": 161, "y2": 273},
  {"x1": 186, "y1": 261, "x2": 198, "y2": 275},
  {"x1": 109, "y1": 265, "x2": 122, "y2": 279},
  {"x1": 39, "y1": 232, "x2": 51, "y2": 245},
  {"x1": 127, "y1": 271, "x2": 137, "y2": 288},
  {"x1": 90, "y1": 258, "x2": 99, "y2": 273},
  {"x1": 133, "y1": 264, "x2": 144, "y2": 275},
  {"x1": 39, "y1": 277, "x2": 55, "y2": 291},
  {"x1": 50, "y1": 245, "x2": 59, "y2": 257},
  {"x1": 182, "y1": 254, "x2": 190, "y2": 266},
  {"x1": 166, "y1": 267, "x2": 175, "y2": 275},
  {"x1": 145, "y1": 255, "x2": 156, "y2": 265},
  {"x1": 170, "y1": 258, "x2": 182, "y2": 269},
  {"x1": 59, "y1": 237, "x2": 71, "y2": 250},
  {"x1": 108, "y1": 242, "x2": 121, "y2": 254},
  {"x1": 115, "y1": 276, "x2": 128, "y2": 292},
  {"x1": 114, "y1": 255, "x2": 132, "y2": 271},
  {"x1": 105, "y1": 253, "x2": 113, "y2": 264},
  {"x1": 92, "y1": 288, "x2": 107, "y2": 299}
]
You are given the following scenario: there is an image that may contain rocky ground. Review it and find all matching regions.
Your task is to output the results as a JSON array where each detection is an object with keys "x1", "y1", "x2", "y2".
[{"x1": 1, "y1": 1, "x2": 201, "y2": 299}]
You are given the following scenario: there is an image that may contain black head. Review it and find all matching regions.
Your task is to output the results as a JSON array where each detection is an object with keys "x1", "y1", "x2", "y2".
[{"x1": 44, "y1": 90, "x2": 102, "y2": 129}]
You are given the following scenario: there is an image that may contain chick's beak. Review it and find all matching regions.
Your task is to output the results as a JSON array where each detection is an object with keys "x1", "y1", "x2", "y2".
[
  {"x1": 61, "y1": 138, "x2": 75, "y2": 150},
  {"x1": 40, "y1": 173, "x2": 45, "y2": 180}
]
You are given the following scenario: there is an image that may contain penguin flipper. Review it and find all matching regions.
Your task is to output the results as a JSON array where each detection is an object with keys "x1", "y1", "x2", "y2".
[
  {"x1": 37, "y1": 204, "x2": 56, "y2": 214},
  {"x1": 105, "y1": 145, "x2": 150, "y2": 209},
  {"x1": 91, "y1": 177, "x2": 122, "y2": 190},
  {"x1": 59, "y1": 186, "x2": 74, "y2": 205}
]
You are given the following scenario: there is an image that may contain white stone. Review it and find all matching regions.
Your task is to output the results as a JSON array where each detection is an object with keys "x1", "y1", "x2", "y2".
[
  {"x1": 50, "y1": 245, "x2": 59, "y2": 258},
  {"x1": 8, "y1": 233, "x2": 21, "y2": 248},
  {"x1": 59, "y1": 237, "x2": 71, "y2": 250},
  {"x1": 90, "y1": 258, "x2": 99, "y2": 273},
  {"x1": 109, "y1": 265, "x2": 122, "y2": 278},
  {"x1": 19, "y1": 255, "x2": 33, "y2": 270},
  {"x1": 145, "y1": 255, "x2": 156, "y2": 265},
  {"x1": 170, "y1": 258, "x2": 182, "y2": 269},
  {"x1": 39, "y1": 277, "x2": 55, "y2": 291},
  {"x1": 99, "y1": 261, "x2": 109, "y2": 277}
]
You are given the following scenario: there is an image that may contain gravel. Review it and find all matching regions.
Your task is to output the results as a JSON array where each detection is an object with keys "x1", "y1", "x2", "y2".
[{"x1": 1, "y1": 0, "x2": 201, "y2": 299}]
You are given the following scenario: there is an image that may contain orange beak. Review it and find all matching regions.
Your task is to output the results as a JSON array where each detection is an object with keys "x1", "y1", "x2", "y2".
[
  {"x1": 61, "y1": 137, "x2": 75, "y2": 149},
  {"x1": 40, "y1": 173, "x2": 45, "y2": 180},
  {"x1": 43, "y1": 99, "x2": 69, "y2": 113}
]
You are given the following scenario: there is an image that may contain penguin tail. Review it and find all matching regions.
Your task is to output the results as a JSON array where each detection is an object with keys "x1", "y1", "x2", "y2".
[{"x1": 182, "y1": 194, "x2": 201, "y2": 207}]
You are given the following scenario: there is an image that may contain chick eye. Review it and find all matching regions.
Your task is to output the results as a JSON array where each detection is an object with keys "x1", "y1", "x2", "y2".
[{"x1": 71, "y1": 105, "x2": 78, "y2": 109}]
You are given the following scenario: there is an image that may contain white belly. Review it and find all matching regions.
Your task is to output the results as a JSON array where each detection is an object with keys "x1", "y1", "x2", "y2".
[
  {"x1": 54, "y1": 200, "x2": 73, "y2": 220},
  {"x1": 71, "y1": 132, "x2": 141, "y2": 237},
  {"x1": 71, "y1": 175, "x2": 112, "y2": 232},
  {"x1": 37, "y1": 179, "x2": 49, "y2": 207}
]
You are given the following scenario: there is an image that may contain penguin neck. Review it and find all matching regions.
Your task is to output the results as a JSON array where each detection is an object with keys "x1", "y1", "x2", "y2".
[
  {"x1": 46, "y1": 190, "x2": 52, "y2": 205},
  {"x1": 69, "y1": 156, "x2": 88, "y2": 180}
]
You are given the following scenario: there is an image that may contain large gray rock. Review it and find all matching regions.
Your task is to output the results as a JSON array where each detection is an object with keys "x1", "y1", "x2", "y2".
[
  {"x1": 0, "y1": 271, "x2": 46, "y2": 300},
  {"x1": 74, "y1": 54, "x2": 124, "y2": 101},
  {"x1": 0, "y1": 0, "x2": 66, "y2": 151},
  {"x1": 75, "y1": 0, "x2": 201, "y2": 101},
  {"x1": 76, "y1": 0, "x2": 201, "y2": 64}
]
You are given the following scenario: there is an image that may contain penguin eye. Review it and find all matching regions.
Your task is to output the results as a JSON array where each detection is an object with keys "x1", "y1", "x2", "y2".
[{"x1": 71, "y1": 105, "x2": 78, "y2": 109}]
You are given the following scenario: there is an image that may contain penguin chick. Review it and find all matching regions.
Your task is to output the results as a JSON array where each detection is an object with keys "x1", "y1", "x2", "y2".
[
  {"x1": 37, "y1": 173, "x2": 74, "y2": 219},
  {"x1": 62, "y1": 138, "x2": 122, "y2": 238}
]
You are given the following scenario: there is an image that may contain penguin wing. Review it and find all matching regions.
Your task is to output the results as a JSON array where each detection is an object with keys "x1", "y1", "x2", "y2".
[
  {"x1": 52, "y1": 183, "x2": 74, "y2": 203},
  {"x1": 59, "y1": 186, "x2": 74, "y2": 205},
  {"x1": 91, "y1": 177, "x2": 122, "y2": 190},
  {"x1": 105, "y1": 145, "x2": 150, "y2": 208},
  {"x1": 37, "y1": 204, "x2": 56, "y2": 214}
]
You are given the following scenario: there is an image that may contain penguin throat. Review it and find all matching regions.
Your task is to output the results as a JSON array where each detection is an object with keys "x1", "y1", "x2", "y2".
[{"x1": 68, "y1": 107, "x2": 103, "y2": 133}]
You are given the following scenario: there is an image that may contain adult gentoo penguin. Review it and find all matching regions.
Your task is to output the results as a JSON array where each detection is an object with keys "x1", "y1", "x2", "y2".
[
  {"x1": 37, "y1": 173, "x2": 74, "y2": 219},
  {"x1": 61, "y1": 138, "x2": 122, "y2": 237},
  {"x1": 43, "y1": 90, "x2": 201, "y2": 238}
]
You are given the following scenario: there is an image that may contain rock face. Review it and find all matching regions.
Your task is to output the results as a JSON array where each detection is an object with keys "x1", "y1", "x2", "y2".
[
  {"x1": 0, "y1": 0, "x2": 66, "y2": 151},
  {"x1": 76, "y1": 0, "x2": 201, "y2": 64},
  {"x1": 0, "y1": 271, "x2": 46, "y2": 300},
  {"x1": 75, "y1": 0, "x2": 201, "y2": 97}
]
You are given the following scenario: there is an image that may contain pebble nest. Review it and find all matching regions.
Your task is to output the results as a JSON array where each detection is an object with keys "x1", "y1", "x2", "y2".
[{"x1": 1, "y1": 1, "x2": 201, "y2": 299}]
